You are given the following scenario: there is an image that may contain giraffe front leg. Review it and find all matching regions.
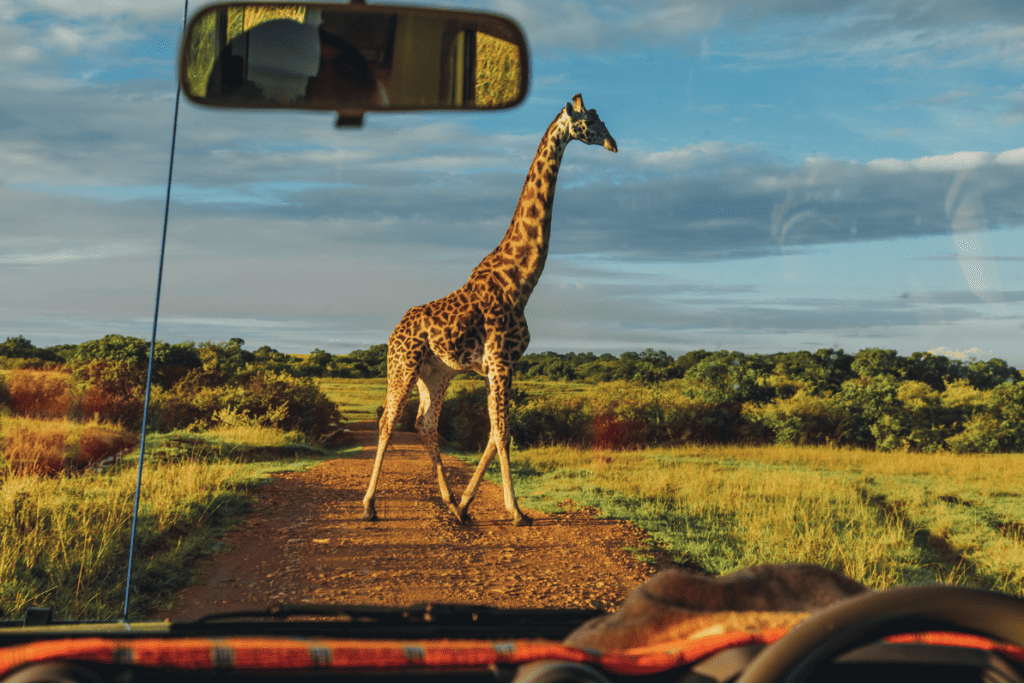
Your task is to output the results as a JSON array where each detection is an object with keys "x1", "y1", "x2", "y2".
[
  {"x1": 363, "y1": 365, "x2": 418, "y2": 522},
  {"x1": 456, "y1": 437, "x2": 497, "y2": 522},
  {"x1": 486, "y1": 363, "x2": 532, "y2": 527},
  {"x1": 363, "y1": 409, "x2": 393, "y2": 520},
  {"x1": 497, "y1": 435, "x2": 532, "y2": 527}
]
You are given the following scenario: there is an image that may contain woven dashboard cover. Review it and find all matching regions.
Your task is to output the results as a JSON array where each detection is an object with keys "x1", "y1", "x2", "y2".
[{"x1": 2, "y1": 630, "x2": 1024, "y2": 677}]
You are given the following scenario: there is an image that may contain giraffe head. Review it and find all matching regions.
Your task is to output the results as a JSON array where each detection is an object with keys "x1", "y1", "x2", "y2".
[{"x1": 564, "y1": 93, "x2": 617, "y2": 153}]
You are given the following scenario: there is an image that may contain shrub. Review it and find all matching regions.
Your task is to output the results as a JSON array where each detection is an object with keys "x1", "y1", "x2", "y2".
[
  {"x1": 836, "y1": 376, "x2": 900, "y2": 448},
  {"x1": 151, "y1": 366, "x2": 340, "y2": 442},
  {"x1": 73, "y1": 361, "x2": 147, "y2": 428},
  {"x1": 662, "y1": 398, "x2": 743, "y2": 445},
  {"x1": 981, "y1": 382, "x2": 1024, "y2": 452},
  {"x1": 511, "y1": 393, "x2": 592, "y2": 449},
  {"x1": 893, "y1": 380, "x2": 953, "y2": 452},
  {"x1": 743, "y1": 390, "x2": 845, "y2": 446},
  {"x1": 437, "y1": 384, "x2": 494, "y2": 452},
  {"x1": 237, "y1": 368, "x2": 341, "y2": 441},
  {"x1": 7, "y1": 370, "x2": 75, "y2": 419},
  {"x1": 592, "y1": 410, "x2": 649, "y2": 450},
  {"x1": 946, "y1": 414, "x2": 1001, "y2": 454}
]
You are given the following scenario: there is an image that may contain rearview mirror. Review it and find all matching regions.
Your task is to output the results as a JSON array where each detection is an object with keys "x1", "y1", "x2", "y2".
[{"x1": 180, "y1": 3, "x2": 529, "y2": 112}]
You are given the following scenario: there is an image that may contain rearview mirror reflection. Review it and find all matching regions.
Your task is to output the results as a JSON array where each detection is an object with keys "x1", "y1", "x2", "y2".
[{"x1": 180, "y1": 3, "x2": 529, "y2": 112}]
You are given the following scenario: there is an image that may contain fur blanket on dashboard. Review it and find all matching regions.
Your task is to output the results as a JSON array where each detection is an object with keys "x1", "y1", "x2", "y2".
[{"x1": 564, "y1": 563, "x2": 870, "y2": 651}]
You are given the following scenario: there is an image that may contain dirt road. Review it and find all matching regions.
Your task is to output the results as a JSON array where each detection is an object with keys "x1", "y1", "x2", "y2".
[{"x1": 156, "y1": 422, "x2": 661, "y2": 619}]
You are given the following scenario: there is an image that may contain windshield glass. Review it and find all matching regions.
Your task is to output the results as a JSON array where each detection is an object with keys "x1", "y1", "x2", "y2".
[{"x1": 2, "y1": 2, "x2": 1023, "y2": 622}]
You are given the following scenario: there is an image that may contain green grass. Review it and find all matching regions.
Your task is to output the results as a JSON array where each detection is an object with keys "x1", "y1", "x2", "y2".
[
  {"x1": 0, "y1": 430, "x2": 356, "y2": 621},
  {"x1": 451, "y1": 442, "x2": 1024, "y2": 596},
  {"x1": 317, "y1": 378, "x2": 387, "y2": 421}
]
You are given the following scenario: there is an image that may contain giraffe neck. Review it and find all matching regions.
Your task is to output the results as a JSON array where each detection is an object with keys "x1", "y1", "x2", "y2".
[{"x1": 474, "y1": 111, "x2": 572, "y2": 307}]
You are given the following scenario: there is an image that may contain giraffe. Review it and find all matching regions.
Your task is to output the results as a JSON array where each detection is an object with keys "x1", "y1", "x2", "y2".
[{"x1": 362, "y1": 94, "x2": 617, "y2": 526}]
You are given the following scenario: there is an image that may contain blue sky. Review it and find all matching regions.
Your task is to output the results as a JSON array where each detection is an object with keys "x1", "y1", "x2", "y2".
[{"x1": 2, "y1": 0, "x2": 1023, "y2": 367}]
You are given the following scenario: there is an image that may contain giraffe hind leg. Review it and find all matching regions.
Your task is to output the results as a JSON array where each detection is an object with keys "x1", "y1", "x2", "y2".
[{"x1": 415, "y1": 363, "x2": 466, "y2": 524}]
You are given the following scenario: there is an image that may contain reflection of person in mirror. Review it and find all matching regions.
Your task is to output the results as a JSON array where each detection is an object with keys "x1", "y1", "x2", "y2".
[
  {"x1": 305, "y1": 26, "x2": 389, "y2": 108},
  {"x1": 209, "y1": 15, "x2": 388, "y2": 109}
]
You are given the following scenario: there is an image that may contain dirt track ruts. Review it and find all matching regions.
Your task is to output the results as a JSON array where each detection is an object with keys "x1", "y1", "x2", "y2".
[{"x1": 155, "y1": 422, "x2": 662, "y2": 620}]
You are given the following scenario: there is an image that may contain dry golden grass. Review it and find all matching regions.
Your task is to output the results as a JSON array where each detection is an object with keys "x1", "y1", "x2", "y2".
[
  {"x1": 1, "y1": 415, "x2": 137, "y2": 475},
  {"x1": 476, "y1": 32, "x2": 522, "y2": 107},
  {"x1": 1, "y1": 424, "x2": 347, "y2": 620}
]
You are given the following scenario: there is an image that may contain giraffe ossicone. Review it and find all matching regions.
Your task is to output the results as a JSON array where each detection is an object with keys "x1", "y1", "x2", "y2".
[{"x1": 362, "y1": 94, "x2": 617, "y2": 526}]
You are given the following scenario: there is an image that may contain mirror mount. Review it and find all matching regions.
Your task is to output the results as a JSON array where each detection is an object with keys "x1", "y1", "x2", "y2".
[{"x1": 335, "y1": 112, "x2": 365, "y2": 128}]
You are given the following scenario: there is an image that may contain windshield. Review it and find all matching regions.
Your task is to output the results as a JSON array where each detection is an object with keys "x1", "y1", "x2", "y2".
[{"x1": 2, "y1": 2, "x2": 1023, "y2": 623}]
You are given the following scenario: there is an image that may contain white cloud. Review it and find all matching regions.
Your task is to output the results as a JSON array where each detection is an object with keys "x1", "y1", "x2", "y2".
[{"x1": 995, "y1": 147, "x2": 1024, "y2": 165}]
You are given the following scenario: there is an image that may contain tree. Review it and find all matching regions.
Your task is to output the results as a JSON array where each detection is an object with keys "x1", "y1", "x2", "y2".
[
  {"x1": 966, "y1": 357, "x2": 1019, "y2": 390},
  {"x1": 612, "y1": 351, "x2": 641, "y2": 381},
  {"x1": 72, "y1": 335, "x2": 151, "y2": 366},
  {"x1": 0, "y1": 336, "x2": 58, "y2": 362},
  {"x1": 682, "y1": 351, "x2": 772, "y2": 404},
  {"x1": 673, "y1": 349, "x2": 711, "y2": 377},
  {"x1": 850, "y1": 348, "x2": 902, "y2": 380}
]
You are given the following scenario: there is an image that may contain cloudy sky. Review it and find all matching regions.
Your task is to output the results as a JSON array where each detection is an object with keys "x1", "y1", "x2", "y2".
[{"x1": 2, "y1": 0, "x2": 1023, "y2": 367}]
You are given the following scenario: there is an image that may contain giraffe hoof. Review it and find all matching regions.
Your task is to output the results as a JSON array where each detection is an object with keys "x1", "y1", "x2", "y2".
[
  {"x1": 512, "y1": 513, "x2": 533, "y2": 527},
  {"x1": 362, "y1": 508, "x2": 378, "y2": 522},
  {"x1": 451, "y1": 507, "x2": 472, "y2": 525}
]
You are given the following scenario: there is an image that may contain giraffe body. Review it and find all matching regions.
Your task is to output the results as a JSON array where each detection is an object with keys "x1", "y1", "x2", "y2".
[{"x1": 363, "y1": 94, "x2": 617, "y2": 526}]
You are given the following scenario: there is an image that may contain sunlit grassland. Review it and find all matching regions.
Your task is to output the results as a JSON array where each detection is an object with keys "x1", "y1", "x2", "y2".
[
  {"x1": 453, "y1": 443, "x2": 1024, "y2": 596},
  {"x1": 0, "y1": 429, "x2": 355, "y2": 621}
]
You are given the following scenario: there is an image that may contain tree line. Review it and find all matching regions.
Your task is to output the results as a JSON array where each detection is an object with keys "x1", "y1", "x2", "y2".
[
  {"x1": 3, "y1": 334, "x2": 1019, "y2": 393},
  {"x1": 6, "y1": 334, "x2": 1023, "y2": 453}
]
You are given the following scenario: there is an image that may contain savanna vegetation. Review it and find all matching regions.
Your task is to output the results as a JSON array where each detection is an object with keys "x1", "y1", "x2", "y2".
[
  {"x1": 0, "y1": 335, "x2": 350, "y2": 620},
  {"x1": 3, "y1": 333, "x2": 1023, "y2": 617},
  {"x1": 453, "y1": 442, "x2": 1024, "y2": 597}
]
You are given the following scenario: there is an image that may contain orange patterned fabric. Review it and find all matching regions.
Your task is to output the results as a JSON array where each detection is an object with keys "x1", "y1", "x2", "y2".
[{"x1": 2, "y1": 631, "x2": 1023, "y2": 677}]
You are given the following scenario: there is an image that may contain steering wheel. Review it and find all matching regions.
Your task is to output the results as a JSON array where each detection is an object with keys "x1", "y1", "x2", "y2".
[{"x1": 737, "y1": 585, "x2": 1024, "y2": 681}]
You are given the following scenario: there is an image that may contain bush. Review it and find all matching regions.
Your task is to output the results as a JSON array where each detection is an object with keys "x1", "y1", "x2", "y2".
[
  {"x1": 237, "y1": 368, "x2": 341, "y2": 441},
  {"x1": 151, "y1": 366, "x2": 340, "y2": 442},
  {"x1": 980, "y1": 382, "x2": 1024, "y2": 452},
  {"x1": 662, "y1": 398, "x2": 743, "y2": 445},
  {"x1": 743, "y1": 390, "x2": 845, "y2": 446},
  {"x1": 6, "y1": 370, "x2": 75, "y2": 419},
  {"x1": 512, "y1": 393, "x2": 592, "y2": 449},
  {"x1": 0, "y1": 375, "x2": 10, "y2": 413},
  {"x1": 73, "y1": 361, "x2": 147, "y2": 428}
]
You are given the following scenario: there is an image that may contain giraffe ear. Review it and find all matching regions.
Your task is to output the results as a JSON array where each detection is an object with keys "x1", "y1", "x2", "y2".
[{"x1": 565, "y1": 101, "x2": 573, "y2": 113}]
